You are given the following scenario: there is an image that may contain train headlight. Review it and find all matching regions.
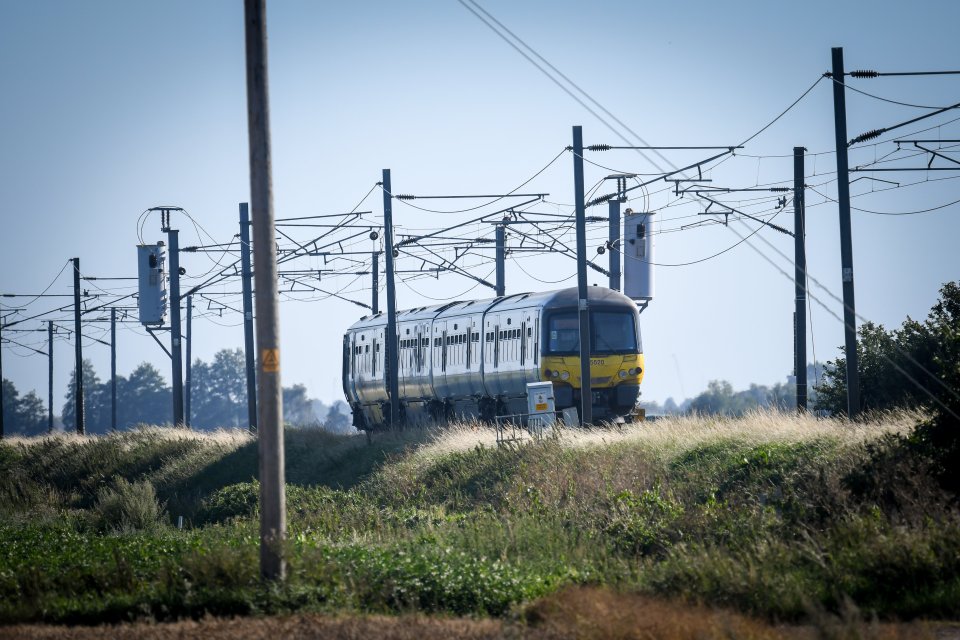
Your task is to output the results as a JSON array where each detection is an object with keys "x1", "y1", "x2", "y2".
[
  {"x1": 560, "y1": 370, "x2": 570, "y2": 381},
  {"x1": 543, "y1": 369, "x2": 552, "y2": 378},
  {"x1": 618, "y1": 370, "x2": 627, "y2": 379}
]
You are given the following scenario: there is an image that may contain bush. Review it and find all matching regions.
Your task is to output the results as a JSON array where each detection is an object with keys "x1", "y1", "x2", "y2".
[{"x1": 92, "y1": 478, "x2": 165, "y2": 533}]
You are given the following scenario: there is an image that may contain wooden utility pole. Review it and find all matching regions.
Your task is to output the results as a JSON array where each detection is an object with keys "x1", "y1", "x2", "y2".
[{"x1": 244, "y1": 0, "x2": 285, "y2": 581}]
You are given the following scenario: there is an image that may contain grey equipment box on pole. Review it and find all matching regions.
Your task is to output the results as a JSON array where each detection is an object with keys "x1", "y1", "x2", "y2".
[
  {"x1": 623, "y1": 209, "x2": 655, "y2": 302},
  {"x1": 137, "y1": 242, "x2": 168, "y2": 325}
]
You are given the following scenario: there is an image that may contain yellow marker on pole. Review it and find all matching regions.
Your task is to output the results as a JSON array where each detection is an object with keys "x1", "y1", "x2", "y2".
[{"x1": 261, "y1": 348, "x2": 280, "y2": 373}]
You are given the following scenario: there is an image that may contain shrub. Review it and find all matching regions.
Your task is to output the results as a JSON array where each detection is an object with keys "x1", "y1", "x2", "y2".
[{"x1": 92, "y1": 478, "x2": 165, "y2": 533}]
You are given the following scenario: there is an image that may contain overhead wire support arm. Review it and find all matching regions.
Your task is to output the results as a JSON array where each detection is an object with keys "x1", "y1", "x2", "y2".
[
  {"x1": 278, "y1": 275, "x2": 372, "y2": 310},
  {"x1": 274, "y1": 211, "x2": 371, "y2": 221},
  {"x1": 848, "y1": 100, "x2": 960, "y2": 146},
  {"x1": 842, "y1": 69, "x2": 960, "y2": 78},
  {"x1": 696, "y1": 195, "x2": 794, "y2": 237},
  {"x1": 395, "y1": 196, "x2": 544, "y2": 247},
  {"x1": 585, "y1": 148, "x2": 736, "y2": 207},
  {"x1": 392, "y1": 192, "x2": 548, "y2": 200},
  {"x1": 905, "y1": 142, "x2": 960, "y2": 168},
  {"x1": 399, "y1": 243, "x2": 497, "y2": 290},
  {"x1": 585, "y1": 144, "x2": 744, "y2": 151}
]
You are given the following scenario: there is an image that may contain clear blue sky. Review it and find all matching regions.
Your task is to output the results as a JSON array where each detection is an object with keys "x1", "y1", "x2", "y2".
[{"x1": 2, "y1": 0, "x2": 959, "y2": 416}]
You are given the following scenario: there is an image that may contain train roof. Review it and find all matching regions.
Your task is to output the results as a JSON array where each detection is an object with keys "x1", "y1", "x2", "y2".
[{"x1": 346, "y1": 286, "x2": 637, "y2": 331}]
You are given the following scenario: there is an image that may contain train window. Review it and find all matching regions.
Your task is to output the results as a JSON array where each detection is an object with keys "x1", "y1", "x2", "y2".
[
  {"x1": 528, "y1": 328, "x2": 532, "y2": 337},
  {"x1": 365, "y1": 345, "x2": 369, "y2": 353},
  {"x1": 376, "y1": 344, "x2": 381, "y2": 352}
]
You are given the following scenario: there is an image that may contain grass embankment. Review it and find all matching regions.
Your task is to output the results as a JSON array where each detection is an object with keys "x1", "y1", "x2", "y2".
[{"x1": 1, "y1": 411, "x2": 958, "y2": 630}]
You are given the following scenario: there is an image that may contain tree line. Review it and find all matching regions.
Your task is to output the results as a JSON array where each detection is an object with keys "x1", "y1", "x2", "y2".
[{"x1": 3, "y1": 348, "x2": 350, "y2": 436}]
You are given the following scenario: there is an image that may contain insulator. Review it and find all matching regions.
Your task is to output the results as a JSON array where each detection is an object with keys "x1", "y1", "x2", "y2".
[
  {"x1": 850, "y1": 70, "x2": 879, "y2": 78},
  {"x1": 587, "y1": 144, "x2": 611, "y2": 151},
  {"x1": 393, "y1": 249, "x2": 399, "y2": 258},
  {"x1": 395, "y1": 194, "x2": 415, "y2": 200},
  {"x1": 597, "y1": 246, "x2": 606, "y2": 254},
  {"x1": 849, "y1": 129, "x2": 884, "y2": 146},
  {"x1": 770, "y1": 187, "x2": 790, "y2": 192}
]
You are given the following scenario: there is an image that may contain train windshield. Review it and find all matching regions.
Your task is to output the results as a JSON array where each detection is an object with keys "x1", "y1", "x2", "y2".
[{"x1": 545, "y1": 309, "x2": 639, "y2": 355}]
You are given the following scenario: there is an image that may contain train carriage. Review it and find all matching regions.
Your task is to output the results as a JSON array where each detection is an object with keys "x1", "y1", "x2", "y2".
[{"x1": 343, "y1": 285, "x2": 644, "y2": 430}]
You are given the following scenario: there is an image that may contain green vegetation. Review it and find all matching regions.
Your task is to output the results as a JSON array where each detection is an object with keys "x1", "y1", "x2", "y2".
[{"x1": 1, "y1": 409, "x2": 959, "y2": 627}]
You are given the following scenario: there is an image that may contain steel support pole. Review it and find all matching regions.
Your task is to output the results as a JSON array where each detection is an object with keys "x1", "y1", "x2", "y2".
[
  {"x1": 245, "y1": 0, "x2": 285, "y2": 581},
  {"x1": 793, "y1": 147, "x2": 808, "y2": 413},
  {"x1": 72, "y1": 257, "x2": 85, "y2": 435},
  {"x1": 239, "y1": 202, "x2": 258, "y2": 432},
  {"x1": 48, "y1": 321, "x2": 54, "y2": 433},
  {"x1": 372, "y1": 251, "x2": 379, "y2": 314},
  {"x1": 0, "y1": 319, "x2": 4, "y2": 438},
  {"x1": 608, "y1": 199, "x2": 621, "y2": 291},
  {"x1": 572, "y1": 126, "x2": 592, "y2": 426},
  {"x1": 185, "y1": 295, "x2": 192, "y2": 427},
  {"x1": 381, "y1": 169, "x2": 401, "y2": 428},
  {"x1": 111, "y1": 308, "x2": 117, "y2": 430},
  {"x1": 495, "y1": 224, "x2": 505, "y2": 297},
  {"x1": 830, "y1": 47, "x2": 861, "y2": 418},
  {"x1": 167, "y1": 229, "x2": 185, "y2": 426}
]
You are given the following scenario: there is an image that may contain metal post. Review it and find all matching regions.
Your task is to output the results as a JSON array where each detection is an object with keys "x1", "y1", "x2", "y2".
[
  {"x1": 245, "y1": 0, "x2": 285, "y2": 581},
  {"x1": 72, "y1": 257, "x2": 85, "y2": 435},
  {"x1": 608, "y1": 199, "x2": 621, "y2": 291},
  {"x1": 110, "y1": 308, "x2": 117, "y2": 430},
  {"x1": 495, "y1": 224, "x2": 505, "y2": 297},
  {"x1": 167, "y1": 229, "x2": 185, "y2": 426},
  {"x1": 239, "y1": 202, "x2": 258, "y2": 432},
  {"x1": 572, "y1": 126, "x2": 592, "y2": 426},
  {"x1": 830, "y1": 47, "x2": 861, "y2": 418},
  {"x1": 185, "y1": 295, "x2": 192, "y2": 427},
  {"x1": 0, "y1": 318, "x2": 4, "y2": 438},
  {"x1": 48, "y1": 321, "x2": 54, "y2": 433},
  {"x1": 381, "y1": 169, "x2": 401, "y2": 428},
  {"x1": 793, "y1": 147, "x2": 807, "y2": 413},
  {"x1": 372, "y1": 251, "x2": 379, "y2": 314}
]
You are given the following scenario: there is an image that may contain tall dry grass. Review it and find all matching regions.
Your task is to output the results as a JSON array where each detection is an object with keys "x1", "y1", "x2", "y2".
[{"x1": 394, "y1": 408, "x2": 925, "y2": 469}]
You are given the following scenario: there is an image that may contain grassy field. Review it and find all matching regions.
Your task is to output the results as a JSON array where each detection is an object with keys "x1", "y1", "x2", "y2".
[{"x1": 1, "y1": 410, "x2": 959, "y2": 636}]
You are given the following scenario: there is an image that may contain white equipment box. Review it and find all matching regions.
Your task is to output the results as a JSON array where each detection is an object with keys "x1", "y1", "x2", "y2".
[{"x1": 526, "y1": 381, "x2": 556, "y2": 434}]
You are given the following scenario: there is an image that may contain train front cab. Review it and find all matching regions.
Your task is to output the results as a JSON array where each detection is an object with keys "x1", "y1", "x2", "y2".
[{"x1": 539, "y1": 302, "x2": 644, "y2": 421}]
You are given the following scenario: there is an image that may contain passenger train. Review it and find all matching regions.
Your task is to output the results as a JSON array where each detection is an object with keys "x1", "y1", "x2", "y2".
[{"x1": 342, "y1": 286, "x2": 644, "y2": 430}]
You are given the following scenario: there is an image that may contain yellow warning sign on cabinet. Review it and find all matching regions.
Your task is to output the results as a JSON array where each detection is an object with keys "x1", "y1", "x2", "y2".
[
  {"x1": 535, "y1": 403, "x2": 548, "y2": 411},
  {"x1": 261, "y1": 348, "x2": 280, "y2": 372}
]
